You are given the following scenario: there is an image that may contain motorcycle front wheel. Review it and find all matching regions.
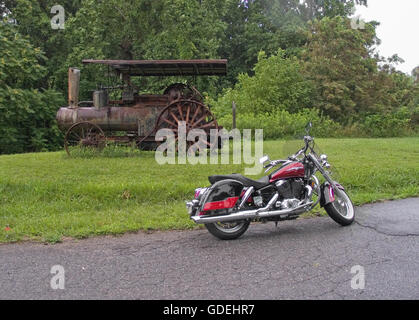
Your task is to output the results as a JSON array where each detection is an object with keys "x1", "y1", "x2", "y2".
[
  {"x1": 205, "y1": 220, "x2": 250, "y2": 240},
  {"x1": 325, "y1": 189, "x2": 355, "y2": 226}
]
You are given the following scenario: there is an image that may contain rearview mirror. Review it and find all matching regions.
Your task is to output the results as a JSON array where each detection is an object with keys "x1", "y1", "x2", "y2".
[{"x1": 259, "y1": 155, "x2": 270, "y2": 164}]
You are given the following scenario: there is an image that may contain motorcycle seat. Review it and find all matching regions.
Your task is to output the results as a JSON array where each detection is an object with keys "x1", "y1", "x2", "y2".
[{"x1": 208, "y1": 174, "x2": 270, "y2": 189}]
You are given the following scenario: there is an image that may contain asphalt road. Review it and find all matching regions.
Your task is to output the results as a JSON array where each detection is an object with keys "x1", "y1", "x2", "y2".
[{"x1": 0, "y1": 198, "x2": 418, "y2": 300}]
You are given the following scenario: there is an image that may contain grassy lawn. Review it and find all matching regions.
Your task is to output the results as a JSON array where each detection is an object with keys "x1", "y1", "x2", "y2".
[{"x1": 0, "y1": 137, "x2": 418, "y2": 243}]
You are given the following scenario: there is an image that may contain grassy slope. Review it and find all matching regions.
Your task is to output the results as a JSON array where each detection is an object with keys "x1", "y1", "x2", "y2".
[{"x1": 0, "y1": 137, "x2": 418, "y2": 243}]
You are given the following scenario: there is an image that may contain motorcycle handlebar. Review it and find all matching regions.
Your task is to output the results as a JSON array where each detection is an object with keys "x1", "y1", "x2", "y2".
[
  {"x1": 267, "y1": 159, "x2": 288, "y2": 166},
  {"x1": 264, "y1": 159, "x2": 288, "y2": 170},
  {"x1": 289, "y1": 143, "x2": 310, "y2": 161},
  {"x1": 265, "y1": 135, "x2": 314, "y2": 169}
]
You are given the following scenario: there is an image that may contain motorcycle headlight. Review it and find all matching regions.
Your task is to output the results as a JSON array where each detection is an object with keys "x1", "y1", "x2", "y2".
[{"x1": 320, "y1": 154, "x2": 328, "y2": 162}]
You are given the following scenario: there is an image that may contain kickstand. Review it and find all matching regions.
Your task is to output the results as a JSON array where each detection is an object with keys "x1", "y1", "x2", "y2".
[{"x1": 275, "y1": 221, "x2": 278, "y2": 228}]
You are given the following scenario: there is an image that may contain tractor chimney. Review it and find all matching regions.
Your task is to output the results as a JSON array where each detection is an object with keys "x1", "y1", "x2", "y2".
[{"x1": 68, "y1": 68, "x2": 80, "y2": 108}]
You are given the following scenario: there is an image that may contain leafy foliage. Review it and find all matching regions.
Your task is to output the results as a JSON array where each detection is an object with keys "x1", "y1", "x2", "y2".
[
  {"x1": 212, "y1": 50, "x2": 313, "y2": 117},
  {"x1": 0, "y1": 21, "x2": 64, "y2": 154},
  {"x1": 213, "y1": 16, "x2": 418, "y2": 138},
  {"x1": 218, "y1": 108, "x2": 340, "y2": 139},
  {"x1": 360, "y1": 108, "x2": 413, "y2": 138},
  {"x1": 58, "y1": 0, "x2": 227, "y2": 99},
  {"x1": 301, "y1": 16, "x2": 385, "y2": 123}
]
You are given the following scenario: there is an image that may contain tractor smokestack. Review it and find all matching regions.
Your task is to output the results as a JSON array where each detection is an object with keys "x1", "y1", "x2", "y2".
[{"x1": 68, "y1": 68, "x2": 80, "y2": 108}]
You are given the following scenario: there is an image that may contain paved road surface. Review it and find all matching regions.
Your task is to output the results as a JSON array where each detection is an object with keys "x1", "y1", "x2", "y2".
[{"x1": 0, "y1": 198, "x2": 418, "y2": 299}]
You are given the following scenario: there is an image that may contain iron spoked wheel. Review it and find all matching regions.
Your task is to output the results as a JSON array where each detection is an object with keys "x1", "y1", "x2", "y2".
[
  {"x1": 154, "y1": 99, "x2": 219, "y2": 153},
  {"x1": 64, "y1": 121, "x2": 106, "y2": 156}
]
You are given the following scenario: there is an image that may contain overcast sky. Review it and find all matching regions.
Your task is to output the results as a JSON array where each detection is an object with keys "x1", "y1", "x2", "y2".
[{"x1": 354, "y1": 0, "x2": 419, "y2": 74}]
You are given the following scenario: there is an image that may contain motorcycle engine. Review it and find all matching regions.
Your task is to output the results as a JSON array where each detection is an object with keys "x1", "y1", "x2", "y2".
[
  {"x1": 275, "y1": 178, "x2": 304, "y2": 209},
  {"x1": 256, "y1": 178, "x2": 305, "y2": 209}
]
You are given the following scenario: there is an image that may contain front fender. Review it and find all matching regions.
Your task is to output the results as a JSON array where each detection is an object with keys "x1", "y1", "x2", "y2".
[{"x1": 320, "y1": 182, "x2": 345, "y2": 207}]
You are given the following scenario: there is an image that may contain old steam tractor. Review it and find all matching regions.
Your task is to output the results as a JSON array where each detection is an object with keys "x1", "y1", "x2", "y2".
[{"x1": 56, "y1": 59, "x2": 227, "y2": 155}]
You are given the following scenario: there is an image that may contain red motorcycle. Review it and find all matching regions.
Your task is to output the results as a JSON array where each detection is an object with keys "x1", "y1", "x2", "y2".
[{"x1": 186, "y1": 123, "x2": 355, "y2": 240}]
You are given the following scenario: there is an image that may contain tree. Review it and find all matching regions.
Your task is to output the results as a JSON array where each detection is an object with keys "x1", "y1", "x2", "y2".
[
  {"x1": 301, "y1": 16, "x2": 392, "y2": 123},
  {"x1": 217, "y1": 0, "x2": 368, "y2": 90},
  {"x1": 55, "y1": 0, "x2": 227, "y2": 100},
  {"x1": 298, "y1": 0, "x2": 367, "y2": 21},
  {"x1": 0, "y1": 21, "x2": 64, "y2": 154}
]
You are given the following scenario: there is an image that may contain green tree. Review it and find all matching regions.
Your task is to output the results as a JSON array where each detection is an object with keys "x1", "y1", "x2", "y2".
[
  {"x1": 217, "y1": 0, "x2": 368, "y2": 90},
  {"x1": 1, "y1": 0, "x2": 82, "y2": 92},
  {"x1": 301, "y1": 16, "x2": 390, "y2": 123},
  {"x1": 298, "y1": 0, "x2": 367, "y2": 20},
  {"x1": 0, "y1": 21, "x2": 64, "y2": 154},
  {"x1": 57, "y1": 0, "x2": 226, "y2": 100}
]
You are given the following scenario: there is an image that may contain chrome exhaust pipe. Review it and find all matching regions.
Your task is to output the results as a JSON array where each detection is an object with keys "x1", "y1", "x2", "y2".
[
  {"x1": 191, "y1": 193, "x2": 279, "y2": 224},
  {"x1": 191, "y1": 200, "x2": 313, "y2": 224},
  {"x1": 238, "y1": 186, "x2": 254, "y2": 209},
  {"x1": 257, "y1": 193, "x2": 279, "y2": 214}
]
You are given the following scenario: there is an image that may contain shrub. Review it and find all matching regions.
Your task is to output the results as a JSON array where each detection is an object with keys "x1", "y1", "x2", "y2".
[
  {"x1": 211, "y1": 50, "x2": 313, "y2": 119},
  {"x1": 217, "y1": 108, "x2": 341, "y2": 139},
  {"x1": 359, "y1": 107, "x2": 412, "y2": 138}
]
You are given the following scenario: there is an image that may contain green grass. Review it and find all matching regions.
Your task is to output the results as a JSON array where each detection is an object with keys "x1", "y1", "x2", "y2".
[{"x1": 0, "y1": 137, "x2": 418, "y2": 243}]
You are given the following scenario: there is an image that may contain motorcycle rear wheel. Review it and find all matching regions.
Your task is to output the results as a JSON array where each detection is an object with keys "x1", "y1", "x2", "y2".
[{"x1": 205, "y1": 220, "x2": 250, "y2": 240}]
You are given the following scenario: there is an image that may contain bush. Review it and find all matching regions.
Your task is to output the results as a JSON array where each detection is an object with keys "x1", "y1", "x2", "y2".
[
  {"x1": 217, "y1": 108, "x2": 341, "y2": 139},
  {"x1": 359, "y1": 108, "x2": 412, "y2": 138},
  {"x1": 211, "y1": 50, "x2": 313, "y2": 118}
]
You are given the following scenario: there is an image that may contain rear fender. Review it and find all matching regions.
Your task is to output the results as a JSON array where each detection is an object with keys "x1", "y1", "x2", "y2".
[
  {"x1": 199, "y1": 179, "x2": 244, "y2": 215},
  {"x1": 320, "y1": 182, "x2": 345, "y2": 207}
]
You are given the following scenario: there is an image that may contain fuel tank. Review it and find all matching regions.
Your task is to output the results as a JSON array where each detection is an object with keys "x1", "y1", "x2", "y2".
[{"x1": 269, "y1": 162, "x2": 305, "y2": 182}]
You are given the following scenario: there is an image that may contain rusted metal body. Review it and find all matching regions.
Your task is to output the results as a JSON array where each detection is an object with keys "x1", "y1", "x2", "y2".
[
  {"x1": 56, "y1": 59, "x2": 227, "y2": 154},
  {"x1": 57, "y1": 95, "x2": 168, "y2": 138},
  {"x1": 68, "y1": 68, "x2": 80, "y2": 107}
]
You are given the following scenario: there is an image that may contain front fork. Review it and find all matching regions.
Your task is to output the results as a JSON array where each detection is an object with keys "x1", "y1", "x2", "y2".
[
  {"x1": 308, "y1": 153, "x2": 345, "y2": 207},
  {"x1": 319, "y1": 181, "x2": 345, "y2": 207}
]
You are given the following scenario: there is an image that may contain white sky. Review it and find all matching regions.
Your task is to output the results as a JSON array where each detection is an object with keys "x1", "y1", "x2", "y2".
[{"x1": 354, "y1": 0, "x2": 419, "y2": 74}]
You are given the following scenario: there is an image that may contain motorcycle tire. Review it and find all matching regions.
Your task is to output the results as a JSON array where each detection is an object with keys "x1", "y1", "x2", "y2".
[
  {"x1": 324, "y1": 189, "x2": 355, "y2": 226},
  {"x1": 205, "y1": 220, "x2": 250, "y2": 240}
]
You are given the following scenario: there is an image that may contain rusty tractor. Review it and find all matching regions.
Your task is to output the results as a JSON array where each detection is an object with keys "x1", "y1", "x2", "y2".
[{"x1": 56, "y1": 59, "x2": 227, "y2": 155}]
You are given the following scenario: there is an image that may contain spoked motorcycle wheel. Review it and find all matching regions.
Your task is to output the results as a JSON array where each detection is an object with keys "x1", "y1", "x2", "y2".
[
  {"x1": 324, "y1": 189, "x2": 355, "y2": 226},
  {"x1": 205, "y1": 220, "x2": 250, "y2": 240}
]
